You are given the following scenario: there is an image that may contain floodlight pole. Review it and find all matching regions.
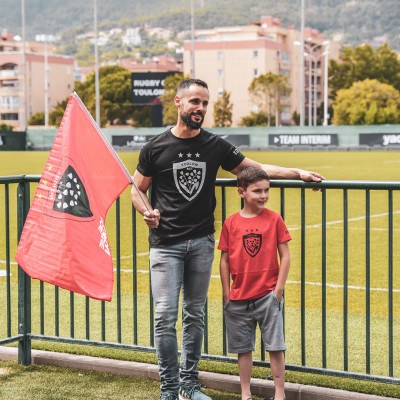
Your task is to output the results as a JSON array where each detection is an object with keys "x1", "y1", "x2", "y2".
[
  {"x1": 21, "y1": 0, "x2": 28, "y2": 131},
  {"x1": 190, "y1": 0, "x2": 195, "y2": 78},
  {"x1": 323, "y1": 44, "x2": 329, "y2": 126},
  {"x1": 299, "y1": 0, "x2": 305, "y2": 126},
  {"x1": 94, "y1": 0, "x2": 100, "y2": 126}
]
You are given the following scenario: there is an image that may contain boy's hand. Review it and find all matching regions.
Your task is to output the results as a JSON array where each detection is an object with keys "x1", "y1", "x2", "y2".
[
  {"x1": 223, "y1": 292, "x2": 230, "y2": 304},
  {"x1": 274, "y1": 289, "x2": 284, "y2": 302}
]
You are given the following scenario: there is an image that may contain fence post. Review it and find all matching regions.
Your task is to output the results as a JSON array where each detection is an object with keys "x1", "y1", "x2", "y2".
[{"x1": 17, "y1": 179, "x2": 32, "y2": 365}]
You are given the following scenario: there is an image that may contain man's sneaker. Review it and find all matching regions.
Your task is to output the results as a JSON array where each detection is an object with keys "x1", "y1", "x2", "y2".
[
  {"x1": 159, "y1": 392, "x2": 179, "y2": 400},
  {"x1": 179, "y1": 383, "x2": 212, "y2": 400}
]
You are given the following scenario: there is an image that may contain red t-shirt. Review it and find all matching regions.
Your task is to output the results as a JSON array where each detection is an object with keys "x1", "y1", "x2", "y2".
[{"x1": 218, "y1": 208, "x2": 291, "y2": 300}]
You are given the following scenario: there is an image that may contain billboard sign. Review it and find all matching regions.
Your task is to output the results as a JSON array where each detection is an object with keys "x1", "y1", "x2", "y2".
[
  {"x1": 269, "y1": 133, "x2": 338, "y2": 146},
  {"x1": 359, "y1": 133, "x2": 400, "y2": 146},
  {"x1": 112, "y1": 135, "x2": 153, "y2": 147},
  {"x1": 131, "y1": 72, "x2": 175, "y2": 104},
  {"x1": 219, "y1": 134, "x2": 250, "y2": 147}
]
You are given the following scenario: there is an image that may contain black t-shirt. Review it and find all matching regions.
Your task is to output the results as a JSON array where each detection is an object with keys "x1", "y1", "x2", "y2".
[{"x1": 137, "y1": 128, "x2": 245, "y2": 246}]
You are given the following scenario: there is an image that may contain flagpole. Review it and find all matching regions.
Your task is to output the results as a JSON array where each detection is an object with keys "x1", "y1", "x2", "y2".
[{"x1": 131, "y1": 181, "x2": 150, "y2": 213}]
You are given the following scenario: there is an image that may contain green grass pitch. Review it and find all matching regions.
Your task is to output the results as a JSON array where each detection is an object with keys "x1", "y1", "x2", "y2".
[{"x1": 1, "y1": 150, "x2": 400, "y2": 378}]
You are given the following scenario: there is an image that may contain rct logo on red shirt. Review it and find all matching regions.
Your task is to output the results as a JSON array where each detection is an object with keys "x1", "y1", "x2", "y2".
[{"x1": 242, "y1": 233, "x2": 262, "y2": 257}]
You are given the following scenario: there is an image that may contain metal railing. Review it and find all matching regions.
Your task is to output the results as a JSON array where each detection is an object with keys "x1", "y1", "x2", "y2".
[{"x1": 1, "y1": 175, "x2": 400, "y2": 384}]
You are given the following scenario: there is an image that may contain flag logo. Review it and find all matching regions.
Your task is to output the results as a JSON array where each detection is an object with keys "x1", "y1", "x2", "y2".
[
  {"x1": 53, "y1": 165, "x2": 93, "y2": 218},
  {"x1": 173, "y1": 160, "x2": 206, "y2": 201},
  {"x1": 243, "y1": 233, "x2": 262, "y2": 257}
]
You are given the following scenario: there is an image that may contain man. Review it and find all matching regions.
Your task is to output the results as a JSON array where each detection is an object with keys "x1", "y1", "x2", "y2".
[{"x1": 131, "y1": 78, "x2": 324, "y2": 400}]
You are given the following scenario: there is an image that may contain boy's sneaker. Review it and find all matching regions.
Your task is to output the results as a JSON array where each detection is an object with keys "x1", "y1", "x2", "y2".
[
  {"x1": 159, "y1": 392, "x2": 179, "y2": 400},
  {"x1": 179, "y1": 383, "x2": 212, "y2": 400}
]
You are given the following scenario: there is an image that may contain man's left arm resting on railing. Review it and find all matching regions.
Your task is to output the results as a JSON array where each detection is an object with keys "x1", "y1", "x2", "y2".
[{"x1": 230, "y1": 157, "x2": 326, "y2": 182}]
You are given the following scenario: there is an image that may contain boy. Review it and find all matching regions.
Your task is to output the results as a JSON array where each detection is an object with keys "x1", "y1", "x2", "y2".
[{"x1": 218, "y1": 166, "x2": 291, "y2": 400}]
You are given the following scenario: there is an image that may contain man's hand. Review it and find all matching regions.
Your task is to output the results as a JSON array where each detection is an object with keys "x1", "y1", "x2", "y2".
[
  {"x1": 298, "y1": 169, "x2": 326, "y2": 192},
  {"x1": 299, "y1": 169, "x2": 325, "y2": 182},
  {"x1": 143, "y1": 209, "x2": 160, "y2": 229}
]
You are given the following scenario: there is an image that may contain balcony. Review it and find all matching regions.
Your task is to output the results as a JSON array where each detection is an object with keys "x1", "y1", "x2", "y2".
[
  {"x1": 0, "y1": 86, "x2": 19, "y2": 94},
  {"x1": 0, "y1": 69, "x2": 19, "y2": 79}
]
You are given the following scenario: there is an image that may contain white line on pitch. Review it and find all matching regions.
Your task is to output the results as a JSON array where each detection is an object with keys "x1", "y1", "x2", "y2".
[
  {"x1": 288, "y1": 210, "x2": 400, "y2": 231},
  {"x1": 112, "y1": 270, "x2": 399, "y2": 292}
]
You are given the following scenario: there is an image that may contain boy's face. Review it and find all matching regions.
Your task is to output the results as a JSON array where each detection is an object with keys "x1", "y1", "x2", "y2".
[{"x1": 238, "y1": 179, "x2": 270, "y2": 212}]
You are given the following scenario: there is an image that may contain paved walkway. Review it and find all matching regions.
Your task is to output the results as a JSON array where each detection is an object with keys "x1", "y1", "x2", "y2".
[{"x1": 0, "y1": 346, "x2": 395, "y2": 399}]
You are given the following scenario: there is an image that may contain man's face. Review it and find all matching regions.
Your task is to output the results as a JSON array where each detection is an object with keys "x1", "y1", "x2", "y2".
[{"x1": 175, "y1": 84, "x2": 209, "y2": 130}]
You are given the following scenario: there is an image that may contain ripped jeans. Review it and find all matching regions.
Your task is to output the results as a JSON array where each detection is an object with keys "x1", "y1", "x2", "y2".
[{"x1": 149, "y1": 234, "x2": 215, "y2": 393}]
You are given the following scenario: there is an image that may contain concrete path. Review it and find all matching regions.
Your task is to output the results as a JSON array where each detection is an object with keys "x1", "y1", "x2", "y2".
[{"x1": 0, "y1": 346, "x2": 395, "y2": 399}]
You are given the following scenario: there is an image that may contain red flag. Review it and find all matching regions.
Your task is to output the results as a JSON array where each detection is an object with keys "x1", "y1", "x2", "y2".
[{"x1": 15, "y1": 93, "x2": 132, "y2": 301}]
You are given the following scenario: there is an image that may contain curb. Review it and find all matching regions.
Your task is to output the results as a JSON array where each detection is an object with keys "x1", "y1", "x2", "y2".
[{"x1": 0, "y1": 347, "x2": 395, "y2": 399}]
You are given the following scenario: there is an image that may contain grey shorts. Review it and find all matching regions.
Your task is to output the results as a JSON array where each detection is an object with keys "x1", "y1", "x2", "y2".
[{"x1": 224, "y1": 291, "x2": 287, "y2": 354}]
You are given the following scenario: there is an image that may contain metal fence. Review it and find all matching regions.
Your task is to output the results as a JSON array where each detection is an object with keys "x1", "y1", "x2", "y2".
[{"x1": 1, "y1": 175, "x2": 400, "y2": 384}]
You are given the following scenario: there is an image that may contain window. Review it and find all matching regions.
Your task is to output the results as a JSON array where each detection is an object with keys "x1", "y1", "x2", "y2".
[
  {"x1": 253, "y1": 68, "x2": 259, "y2": 77},
  {"x1": 218, "y1": 88, "x2": 223, "y2": 96},
  {"x1": 253, "y1": 50, "x2": 258, "y2": 58},
  {"x1": 1, "y1": 113, "x2": 18, "y2": 121},
  {"x1": 218, "y1": 69, "x2": 223, "y2": 78},
  {"x1": 0, "y1": 96, "x2": 19, "y2": 110},
  {"x1": 218, "y1": 51, "x2": 224, "y2": 60}
]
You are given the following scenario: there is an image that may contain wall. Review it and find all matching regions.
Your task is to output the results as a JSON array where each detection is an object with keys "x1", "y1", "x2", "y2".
[{"x1": 26, "y1": 124, "x2": 400, "y2": 150}]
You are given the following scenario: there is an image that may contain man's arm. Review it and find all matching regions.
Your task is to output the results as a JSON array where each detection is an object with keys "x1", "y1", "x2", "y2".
[
  {"x1": 230, "y1": 157, "x2": 325, "y2": 182},
  {"x1": 275, "y1": 241, "x2": 291, "y2": 302},
  {"x1": 131, "y1": 170, "x2": 160, "y2": 229},
  {"x1": 219, "y1": 251, "x2": 231, "y2": 304}
]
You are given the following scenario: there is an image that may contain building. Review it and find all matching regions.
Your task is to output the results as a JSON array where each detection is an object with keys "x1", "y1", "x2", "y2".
[
  {"x1": 0, "y1": 30, "x2": 75, "y2": 130},
  {"x1": 121, "y1": 55, "x2": 183, "y2": 73},
  {"x1": 183, "y1": 16, "x2": 341, "y2": 127}
]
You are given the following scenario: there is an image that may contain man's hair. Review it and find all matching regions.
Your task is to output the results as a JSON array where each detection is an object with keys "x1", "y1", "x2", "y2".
[
  {"x1": 237, "y1": 166, "x2": 269, "y2": 190},
  {"x1": 177, "y1": 78, "x2": 208, "y2": 95}
]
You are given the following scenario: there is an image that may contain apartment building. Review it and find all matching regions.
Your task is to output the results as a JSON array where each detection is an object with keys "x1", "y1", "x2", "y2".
[
  {"x1": 0, "y1": 31, "x2": 75, "y2": 130},
  {"x1": 183, "y1": 16, "x2": 340, "y2": 127}
]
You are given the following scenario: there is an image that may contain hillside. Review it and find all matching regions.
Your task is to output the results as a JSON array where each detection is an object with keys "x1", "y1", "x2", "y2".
[{"x1": 0, "y1": 0, "x2": 399, "y2": 50}]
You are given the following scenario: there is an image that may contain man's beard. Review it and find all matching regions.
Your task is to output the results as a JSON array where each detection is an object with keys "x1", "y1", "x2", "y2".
[{"x1": 180, "y1": 111, "x2": 204, "y2": 130}]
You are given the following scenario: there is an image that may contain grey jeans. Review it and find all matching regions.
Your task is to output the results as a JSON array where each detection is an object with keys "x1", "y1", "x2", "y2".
[{"x1": 150, "y1": 234, "x2": 215, "y2": 393}]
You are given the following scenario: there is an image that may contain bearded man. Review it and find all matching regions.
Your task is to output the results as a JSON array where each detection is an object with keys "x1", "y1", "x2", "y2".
[{"x1": 131, "y1": 78, "x2": 324, "y2": 400}]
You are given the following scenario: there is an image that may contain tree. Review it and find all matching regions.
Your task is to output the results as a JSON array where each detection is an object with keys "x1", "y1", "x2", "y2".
[
  {"x1": 329, "y1": 43, "x2": 400, "y2": 99},
  {"x1": 332, "y1": 79, "x2": 400, "y2": 125},
  {"x1": 248, "y1": 73, "x2": 291, "y2": 127},
  {"x1": 28, "y1": 112, "x2": 45, "y2": 126},
  {"x1": 160, "y1": 73, "x2": 188, "y2": 126},
  {"x1": 75, "y1": 65, "x2": 135, "y2": 127},
  {"x1": 239, "y1": 111, "x2": 275, "y2": 127},
  {"x1": 49, "y1": 98, "x2": 69, "y2": 128},
  {"x1": 213, "y1": 90, "x2": 233, "y2": 127},
  {"x1": 0, "y1": 122, "x2": 14, "y2": 131}
]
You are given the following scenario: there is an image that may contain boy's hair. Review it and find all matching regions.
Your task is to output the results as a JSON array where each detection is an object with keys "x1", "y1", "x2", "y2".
[
  {"x1": 237, "y1": 166, "x2": 270, "y2": 190},
  {"x1": 177, "y1": 79, "x2": 208, "y2": 95}
]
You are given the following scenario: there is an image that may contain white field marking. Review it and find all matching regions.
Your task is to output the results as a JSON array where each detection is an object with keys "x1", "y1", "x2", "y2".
[
  {"x1": 0, "y1": 270, "x2": 10, "y2": 277},
  {"x1": 383, "y1": 160, "x2": 400, "y2": 164},
  {"x1": 302, "y1": 165, "x2": 334, "y2": 170},
  {"x1": 112, "y1": 252, "x2": 149, "y2": 260},
  {"x1": 287, "y1": 210, "x2": 400, "y2": 231},
  {"x1": 328, "y1": 226, "x2": 400, "y2": 231},
  {"x1": 286, "y1": 280, "x2": 400, "y2": 293},
  {"x1": 0, "y1": 260, "x2": 17, "y2": 265},
  {"x1": 112, "y1": 269, "x2": 400, "y2": 292}
]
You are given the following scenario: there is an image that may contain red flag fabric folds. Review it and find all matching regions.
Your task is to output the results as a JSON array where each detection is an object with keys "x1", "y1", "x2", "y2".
[{"x1": 15, "y1": 93, "x2": 132, "y2": 301}]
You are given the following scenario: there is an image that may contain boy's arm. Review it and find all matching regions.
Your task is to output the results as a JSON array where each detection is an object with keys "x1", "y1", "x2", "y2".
[
  {"x1": 275, "y1": 241, "x2": 291, "y2": 302},
  {"x1": 220, "y1": 251, "x2": 231, "y2": 304}
]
